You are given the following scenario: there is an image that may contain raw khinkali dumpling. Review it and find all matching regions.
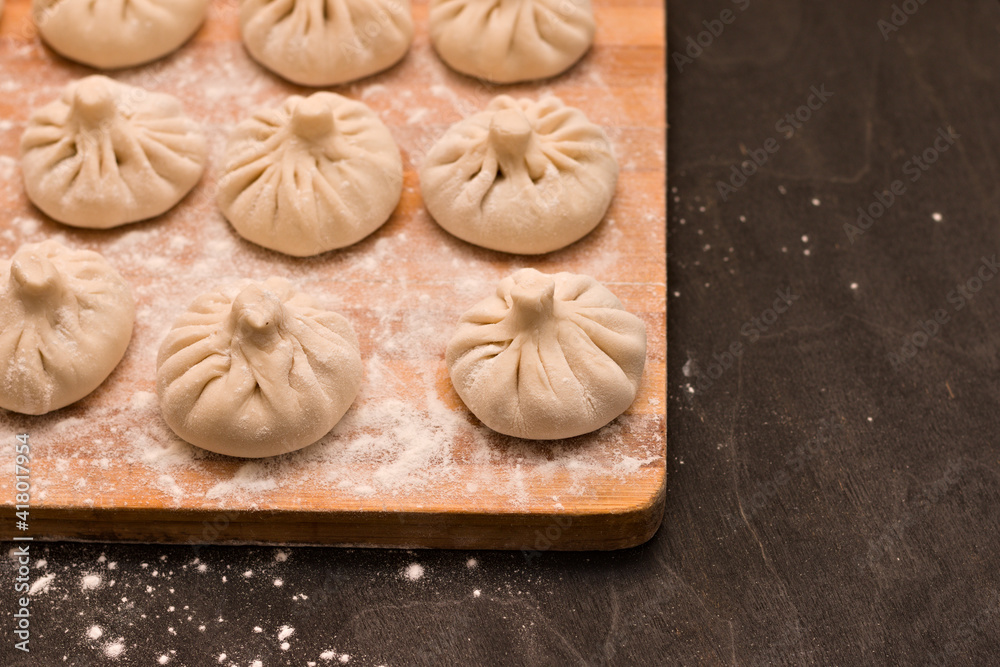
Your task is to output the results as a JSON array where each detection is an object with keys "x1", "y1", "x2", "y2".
[
  {"x1": 0, "y1": 240, "x2": 135, "y2": 415},
  {"x1": 20, "y1": 76, "x2": 208, "y2": 229},
  {"x1": 33, "y1": 0, "x2": 209, "y2": 69},
  {"x1": 430, "y1": 0, "x2": 595, "y2": 83},
  {"x1": 446, "y1": 269, "x2": 646, "y2": 440},
  {"x1": 419, "y1": 95, "x2": 618, "y2": 254},
  {"x1": 157, "y1": 277, "x2": 363, "y2": 458},
  {"x1": 217, "y1": 93, "x2": 403, "y2": 257},
  {"x1": 240, "y1": 0, "x2": 414, "y2": 86}
]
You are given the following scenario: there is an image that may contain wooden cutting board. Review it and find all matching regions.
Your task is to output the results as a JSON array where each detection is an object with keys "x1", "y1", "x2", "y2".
[{"x1": 0, "y1": 0, "x2": 665, "y2": 550}]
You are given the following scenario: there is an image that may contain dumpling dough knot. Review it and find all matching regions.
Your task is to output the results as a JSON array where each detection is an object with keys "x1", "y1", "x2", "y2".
[
  {"x1": 507, "y1": 271, "x2": 556, "y2": 336},
  {"x1": 230, "y1": 284, "x2": 286, "y2": 349},
  {"x1": 10, "y1": 252, "x2": 65, "y2": 304},
  {"x1": 488, "y1": 107, "x2": 548, "y2": 185},
  {"x1": 290, "y1": 97, "x2": 336, "y2": 143},
  {"x1": 71, "y1": 77, "x2": 117, "y2": 130}
]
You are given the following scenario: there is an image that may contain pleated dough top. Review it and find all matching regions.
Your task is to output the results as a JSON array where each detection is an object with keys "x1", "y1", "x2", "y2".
[
  {"x1": 420, "y1": 95, "x2": 617, "y2": 254},
  {"x1": 446, "y1": 269, "x2": 646, "y2": 440},
  {"x1": 20, "y1": 76, "x2": 207, "y2": 229},
  {"x1": 430, "y1": 0, "x2": 595, "y2": 83},
  {"x1": 33, "y1": 0, "x2": 209, "y2": 69},
  {"x1": 156, "y1": 277, "x2": 363, "y2": 458},
  {"x1": 217, "y1": 93, "x2": 403, "y2": 257},
  {"x1": 240, "y1": 0, "x2": 414, "y2": 86}
]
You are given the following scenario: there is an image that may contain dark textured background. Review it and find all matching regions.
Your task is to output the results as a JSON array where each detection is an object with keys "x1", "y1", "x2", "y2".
[{"x1": 4, "y1": 1, "x2": 1000, "y2": 665}]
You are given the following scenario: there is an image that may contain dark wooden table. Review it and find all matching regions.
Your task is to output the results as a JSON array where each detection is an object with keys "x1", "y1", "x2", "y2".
[{"x1": 3, "y1": 1, "x2": 1000, "y2": 665}]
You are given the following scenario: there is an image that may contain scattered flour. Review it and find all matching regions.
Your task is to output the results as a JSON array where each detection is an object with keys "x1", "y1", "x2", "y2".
[
  {"x1": 29, "y1": 574, "x2": 56, "y2": 596},
  {"x1": 87, "y1": 626, "x2": 103, "y2": 640},
  {"x1": 404, "y1": 563, "x2": 425, "y2": 581},
  {"x1": 81, "y1": 574, "x2": 102, "y2": 590}
]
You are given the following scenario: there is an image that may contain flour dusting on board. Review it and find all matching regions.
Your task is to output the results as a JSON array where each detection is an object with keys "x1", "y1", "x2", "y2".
[{"x1": 0, "y1": 7, "x2": 664, "y2": 517}]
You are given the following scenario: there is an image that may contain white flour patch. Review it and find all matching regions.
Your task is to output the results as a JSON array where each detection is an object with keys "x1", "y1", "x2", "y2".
[{"x1": 29, "y1": 574, "x2": 56, "y2": 596}]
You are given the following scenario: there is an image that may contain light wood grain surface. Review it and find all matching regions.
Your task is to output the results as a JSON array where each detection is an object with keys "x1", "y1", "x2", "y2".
[{"x1": 0, "y1": 0, "x2": 665, "y2": 549}]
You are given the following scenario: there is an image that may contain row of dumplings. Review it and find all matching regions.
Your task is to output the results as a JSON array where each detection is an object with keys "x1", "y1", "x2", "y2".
[
  {"x1": 29, "y1": 0, "x2": 597, "y2": 85},
  {"x1": 0, "y1": 240, "x2": 647, "y2": 454},
  {"x1": 21, "y1": 75, "x2": 619, "y2": 256}
]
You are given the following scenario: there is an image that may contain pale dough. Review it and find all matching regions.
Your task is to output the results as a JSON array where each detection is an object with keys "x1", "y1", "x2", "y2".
[
  {"x1": 420, "y1": 95, "x2": 618, "y2": 254},
  {"x1": 430, "y1": 0, "x2": 595, "y2": 83},
  {"x1": 157, "y1": 277, "x2": 363, "y2": 458},
  {"x1": 218, "y1": 93, "x2": 403, "y2": 257},
  {"x1": 446, "y1": 269, "x2": 646, "y2": 440},
  {"x1": 240, "y1": 0, "x2": 414, "y2": 86},
  {"x1": 0, "y1": 240, "x2": 135, "y2": 416},
  {"x1": 20, "y1": 75, "x2": 207, "y2": 229},
  {"x1": 33, "y1": 0, "x2": 209, "y2": 69}
]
